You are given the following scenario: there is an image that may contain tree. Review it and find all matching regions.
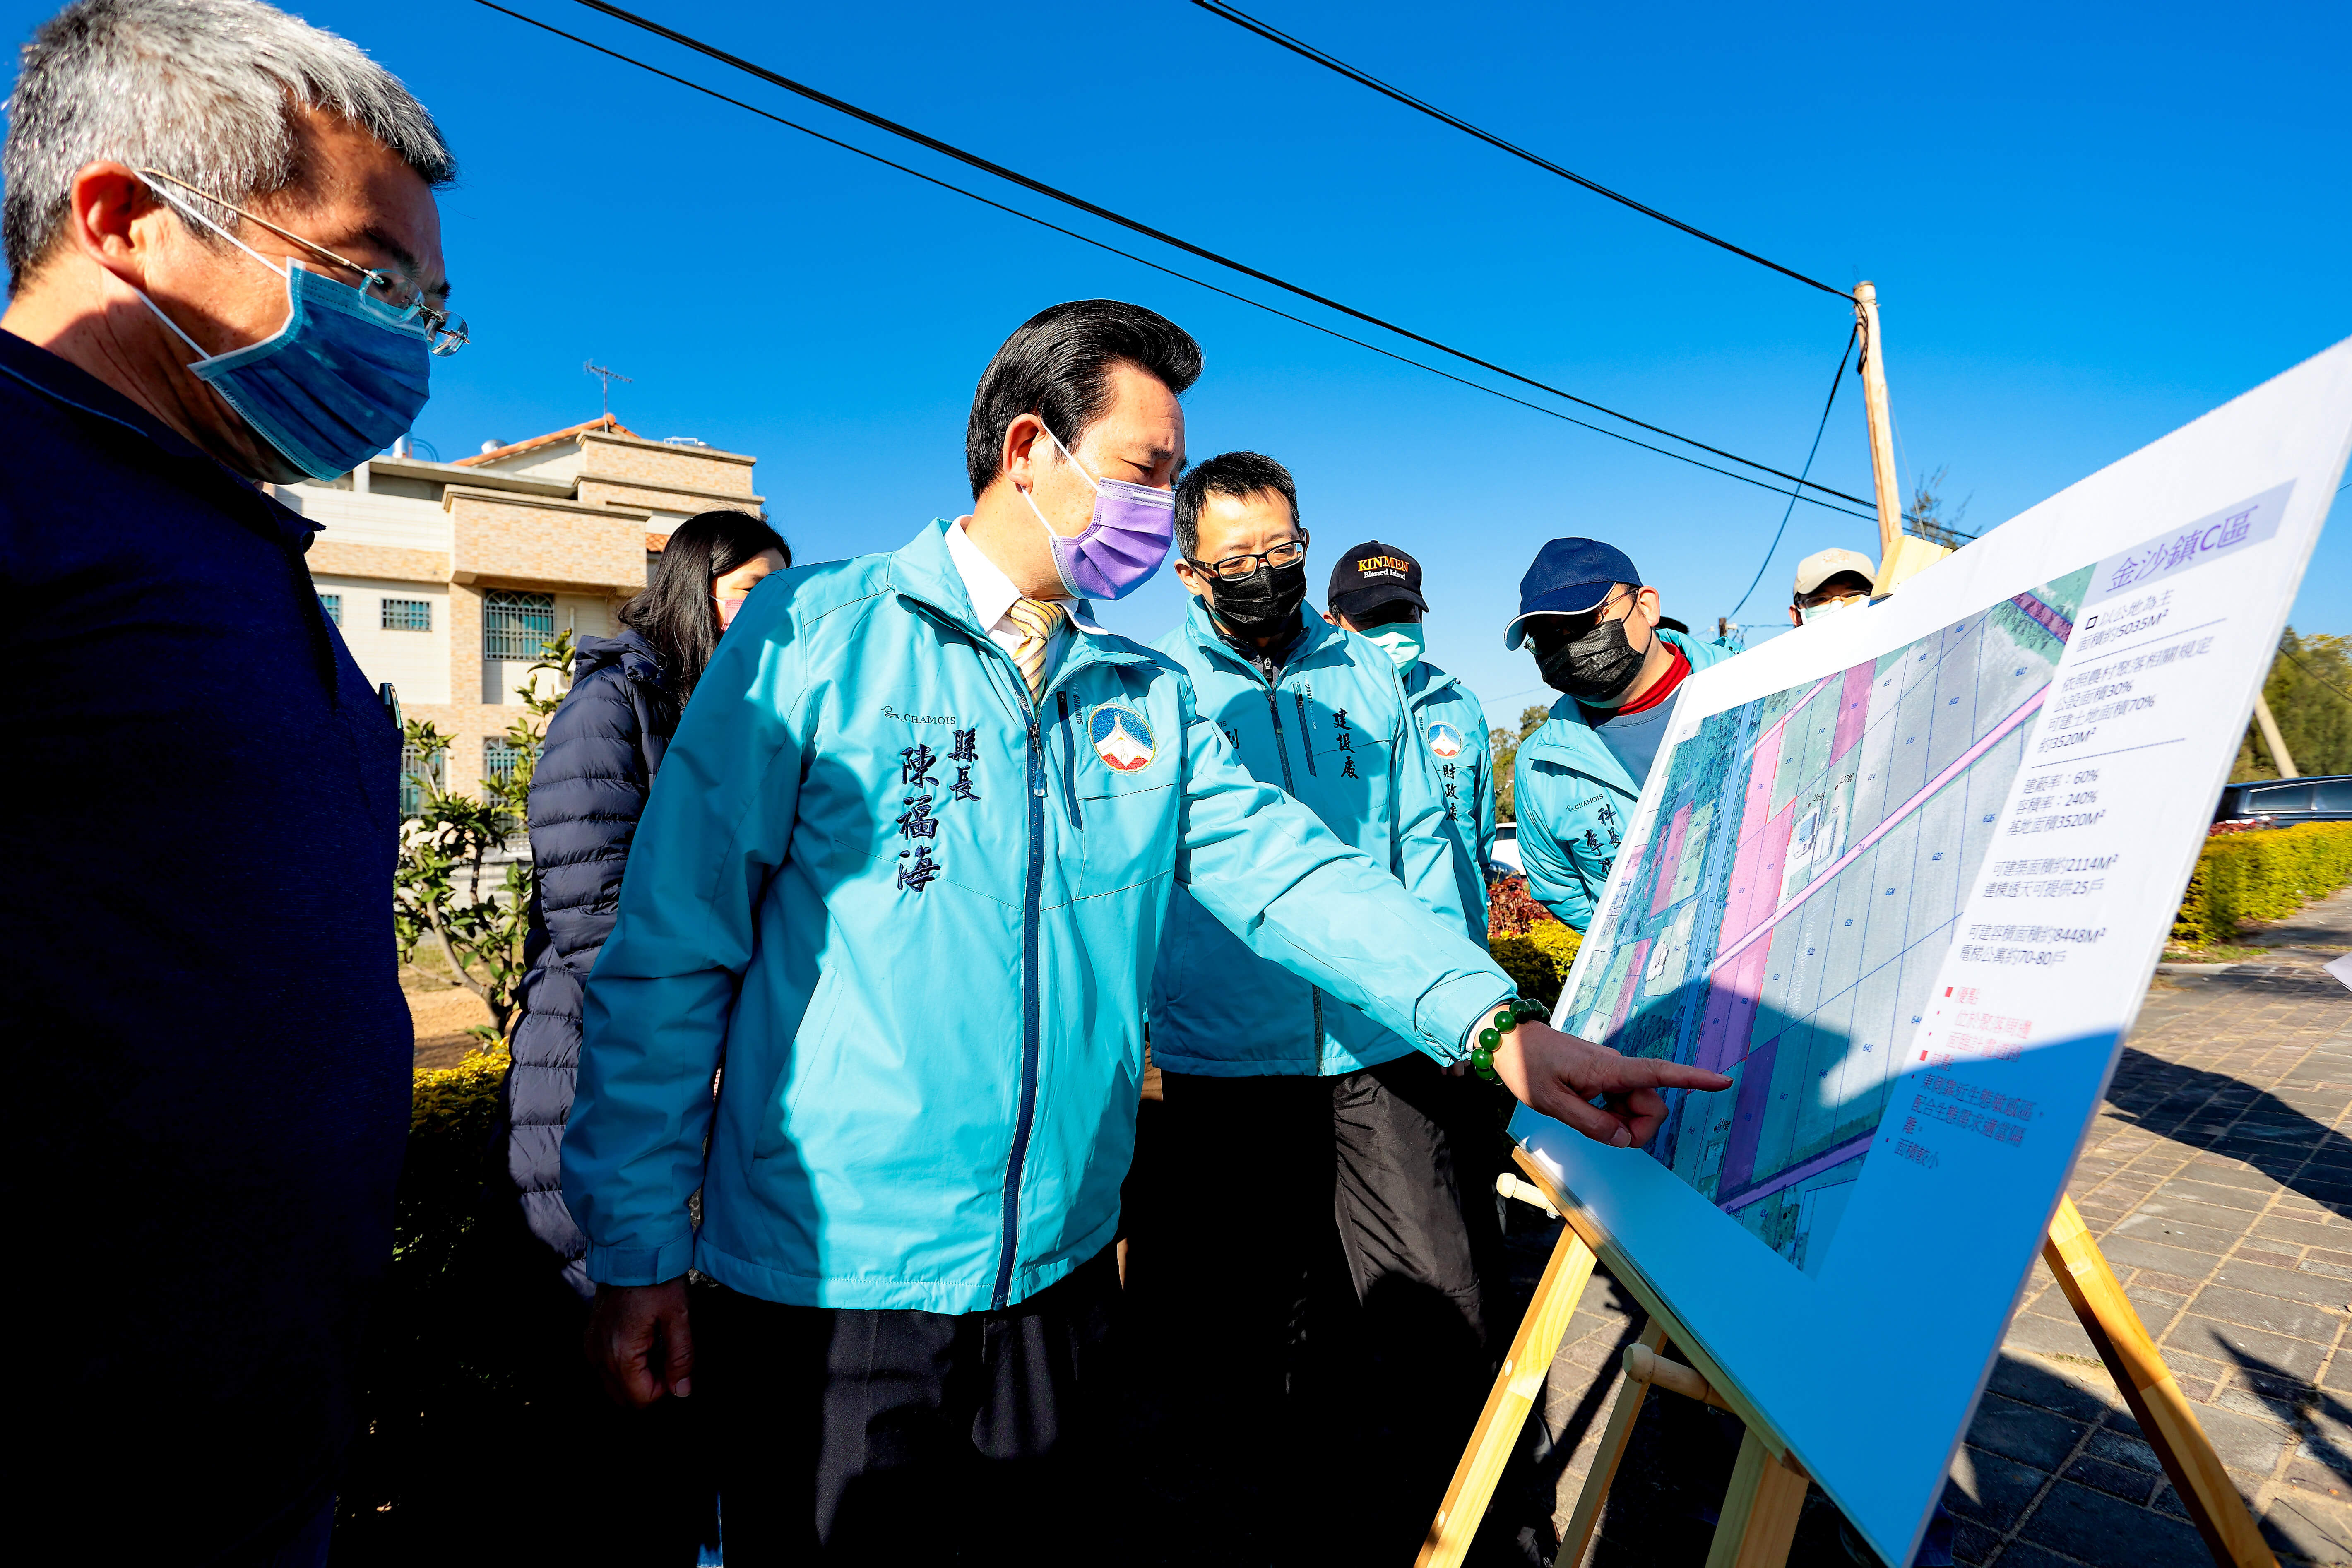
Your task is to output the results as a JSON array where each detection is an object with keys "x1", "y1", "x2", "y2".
[
  {"x1": 2234, "y1": 629, "x2": 2352, "y2": 780},
  {"x1": 1489, "y1": 704, "x2": 1551, "y2": 821},
  {"x1": 1907, "y1": 466, "x2": 1974, "y2": 548},
  {"x1": 393, "y1": 631, "x2": 574, "y2": 1044}
]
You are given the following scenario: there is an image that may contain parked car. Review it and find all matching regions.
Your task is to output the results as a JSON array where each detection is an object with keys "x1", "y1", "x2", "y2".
[
  {"x1": 1487, "y1": 821, "x2": 1523, "y2": 875},
  {"x1": 2213, "y1": 774, "x2": 2352, "y2": 825}
]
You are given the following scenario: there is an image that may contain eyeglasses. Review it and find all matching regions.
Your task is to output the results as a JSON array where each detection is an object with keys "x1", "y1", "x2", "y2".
[
  {"x1": 139, "y1": 168, "x2": 470, "y2": 356},
  {"x1": 1186, "y1": 539, "x2": 1306, "y2": 580},
  {"x1": 1528, "y1": 589, "x2": 1635, "y2": 650}
]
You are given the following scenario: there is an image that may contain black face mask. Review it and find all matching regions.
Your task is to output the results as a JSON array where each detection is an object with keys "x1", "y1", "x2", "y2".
[
  {"x1": 1537, "y1": 616, "x2": 1647, "y2": 705},
  {"x1": 1208, "y1": 559, "x2": 1308, "y2": 642}
]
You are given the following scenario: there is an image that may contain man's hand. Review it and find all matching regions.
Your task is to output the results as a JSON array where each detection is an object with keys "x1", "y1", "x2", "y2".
[
  {"x1": 584, "y1": 1278, "x2": 694, "y2": 1409},
  {"x1": 1492, "y1": 1020, "x2": 1733, "y2": 1148}
]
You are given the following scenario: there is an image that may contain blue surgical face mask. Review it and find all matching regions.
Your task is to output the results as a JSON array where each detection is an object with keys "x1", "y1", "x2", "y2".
[
  {"x1": 137, "y1": 191, "x2": 434, "y2": 479},
  {"x1": 1363, "y1": 623, "x2": 1426, "y2": 670}
]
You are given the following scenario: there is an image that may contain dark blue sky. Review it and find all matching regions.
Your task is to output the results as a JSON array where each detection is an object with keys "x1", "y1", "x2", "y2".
[{"x1": 10, "y1": 0, "x2": 2345, "y2": 718}]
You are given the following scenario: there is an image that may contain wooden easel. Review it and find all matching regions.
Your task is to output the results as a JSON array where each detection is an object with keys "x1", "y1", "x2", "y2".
[{"x1": 1414, "y1": 1150, "x2": 2277, "y2": 1568}]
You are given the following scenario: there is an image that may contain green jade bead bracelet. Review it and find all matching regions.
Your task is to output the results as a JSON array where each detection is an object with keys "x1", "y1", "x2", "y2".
[{"x1": 1468, "y1": 997, "x2": 1546, "y2": 1085}]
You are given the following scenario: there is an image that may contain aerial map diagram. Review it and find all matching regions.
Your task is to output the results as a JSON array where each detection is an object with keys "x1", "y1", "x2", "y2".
[{"x1": 1558, "y1": 564, "x2": 2095, "y2": 1275}]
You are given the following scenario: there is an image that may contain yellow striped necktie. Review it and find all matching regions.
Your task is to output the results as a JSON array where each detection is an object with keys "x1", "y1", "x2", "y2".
[{"x1": 1004, "y1": 597, "x2": 1068, "y2": 706}]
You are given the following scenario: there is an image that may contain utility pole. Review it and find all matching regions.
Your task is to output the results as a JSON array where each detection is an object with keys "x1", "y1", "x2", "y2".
[
  {"x1": 2252, "y1": 691, "x2": 2301, "y2": 777},
  {"x1": 1854, "y1": 282, "x2": 1902, "y2": 567},
  {"x1": 584, "y1": 361, "x2": 633, "y2": 423},
  {"x1": 1853, "y1": 283, "x2": 1949, "y2": 594}
]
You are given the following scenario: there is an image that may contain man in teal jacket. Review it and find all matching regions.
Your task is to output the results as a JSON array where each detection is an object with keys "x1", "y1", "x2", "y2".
[
  {"x1": 1325, "y1": 537, "x2": 1495, "y2": 933},
  {"x1": 1144, "y1": 458, "x2": 1512, "y2": 1558},
  {"x1": 1508, "y1": 537, "x2": 1738, "y2": 930},
  {"x1": 563, "y1": 305, "x2": 1727, "y2": 1562}
]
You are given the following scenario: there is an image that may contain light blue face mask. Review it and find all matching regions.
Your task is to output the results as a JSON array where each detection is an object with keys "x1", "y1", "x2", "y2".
[
  {"x1": 137, "y1": 186, "x2": 436, "y2": 480},
  {"x1": 1363, "y1": 623, "x2": 1426, "y2": 669}
]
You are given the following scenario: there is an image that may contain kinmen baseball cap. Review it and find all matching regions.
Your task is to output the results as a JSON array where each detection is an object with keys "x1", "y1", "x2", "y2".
[{"x1": 1327, "y1": 539, "x2": 1429, "y2": 619}]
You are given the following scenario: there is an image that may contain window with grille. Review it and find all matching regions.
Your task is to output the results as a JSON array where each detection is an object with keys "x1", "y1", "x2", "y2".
[
  {"x1": 483, "y1": 590, "x2": 556, "y2": 661},
  {"x1": 398, "y1": 743, "x2": 444, "y2": 818},
  {"x1": 484, "y1": 736, "x2": 538, "y2": 786},
  {"x1": 382, "y1": 598, "x2": 432, "y2": 632},
  {"x1": 317, "y1": 592, "x2": 342, "y2": 625}
]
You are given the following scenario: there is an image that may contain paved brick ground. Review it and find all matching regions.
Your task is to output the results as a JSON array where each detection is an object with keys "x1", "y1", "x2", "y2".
[{"x1": 1535, "y1": 887, "x2": 2352, "y2": 1568}]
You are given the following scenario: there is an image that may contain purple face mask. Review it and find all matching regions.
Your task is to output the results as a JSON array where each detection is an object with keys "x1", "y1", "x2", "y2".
[{"x1": 1019, "y1": 425, "x2": 1175, "y2": 601}]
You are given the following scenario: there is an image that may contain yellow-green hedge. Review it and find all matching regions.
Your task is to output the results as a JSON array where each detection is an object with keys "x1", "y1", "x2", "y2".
[
  {"x1": 2173, "y1": 821, "x2": 2352, "y2": 947},
  {"x1": 1491, "y1": 922, "x2": 1584, "y2": 1011}
]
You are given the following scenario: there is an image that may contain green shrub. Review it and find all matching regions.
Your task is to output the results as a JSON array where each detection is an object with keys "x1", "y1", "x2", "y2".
[
  {"x1": 2172, "y1": 821, "x2": 2352, "y2": 947},
  {"x1": 1491, "y1": 922, "x2": 1583, "y2": 1011}
]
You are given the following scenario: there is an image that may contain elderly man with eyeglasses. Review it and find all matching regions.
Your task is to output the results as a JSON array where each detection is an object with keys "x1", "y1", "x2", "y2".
[
  {"x1": 0, "y1": 2, "x2": 458, "y2": 1560},
  {"x1": 1506, "y1": 538, "x2": 1741, "y2": 931}
]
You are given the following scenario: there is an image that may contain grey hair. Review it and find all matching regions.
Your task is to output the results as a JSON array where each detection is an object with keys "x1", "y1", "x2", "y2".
[{"x1": 3, "y1": 0, "x2": 456, "y2": 290}]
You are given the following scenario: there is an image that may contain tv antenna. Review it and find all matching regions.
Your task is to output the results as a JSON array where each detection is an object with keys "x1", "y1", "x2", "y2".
[{"x1": 583, "y1": 360, "x2": 633, "y2": 422}]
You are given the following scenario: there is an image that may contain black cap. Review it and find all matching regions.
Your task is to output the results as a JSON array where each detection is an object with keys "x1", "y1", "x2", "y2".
[{"x1": 1327, "y1": 539, "x2": 1428, "y2": 619}]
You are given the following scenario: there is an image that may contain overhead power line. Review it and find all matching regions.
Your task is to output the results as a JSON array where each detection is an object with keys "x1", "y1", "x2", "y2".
[
  {"x1": 475, "y1": 1, "x2": 1871, "y2": 520},
  {"x1": 549, "y1": 0, "x2": 1881, "y2": 515},
  {"x1": 1726, "y1": 326, "x2": 1857, "y2": 621},
  {"x1": 1190, "y1": 0, "x2": 1854, "y2": 303}
]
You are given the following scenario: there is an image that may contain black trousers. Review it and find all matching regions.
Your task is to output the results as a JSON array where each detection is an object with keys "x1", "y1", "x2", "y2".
[
  {"x1": 1146, "y1": 1053, "x2": 1512, "y2": 1558},
  {"x1": 699, "y1": 1247, "x2": 1119, "y2": 1566}
]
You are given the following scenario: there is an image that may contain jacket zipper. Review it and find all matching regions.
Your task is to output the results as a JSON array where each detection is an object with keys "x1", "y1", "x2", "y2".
[
  {"x1": 1263, "y1": 688, "x2": 1298, "y2": 794},
  {"x1": 1258, "y1": 683, "x2": 1322, "y2": 1049},
  {"x1": 996, "y1": 708, "x2": 1048, "y2": 1311},
  {"x1": 1056, "y1": 692, "x2": 1083, "y2": 830}
]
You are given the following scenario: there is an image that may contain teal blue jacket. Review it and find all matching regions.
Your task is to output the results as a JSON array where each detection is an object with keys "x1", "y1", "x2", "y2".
[
  {"x1": 1512, "y1": 628, "x2": 1736, "y2": 931},
  {"x1": 1404, "y1": 657, "x2": 1494, "y2": 934},
  {"x1": 564, "y1": 523, "x2": 1515, "y2": 1314},
  {"x1": 1147, "y1": 602, "x2": 1474, "y2": 1077}
]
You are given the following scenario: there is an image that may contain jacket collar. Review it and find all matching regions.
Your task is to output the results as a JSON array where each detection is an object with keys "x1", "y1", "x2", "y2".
[
  {"x1": 0, "y1": 327, "x2": 319, "y2": 553},
  {"x1": 1406, "y1": 658, "x2": 1461, "y2": 700},
  {"x1": 1183, "y1": 595, "x2": 1344, "y2": 678},
  {"x1": 887, "y1": 520, "x2": 1143, "y2": 678}
]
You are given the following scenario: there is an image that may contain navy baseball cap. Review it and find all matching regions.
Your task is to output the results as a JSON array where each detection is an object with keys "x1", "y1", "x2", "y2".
[{"x1": 1504, "y1": 538, "x2": 1641, "y2": 649}]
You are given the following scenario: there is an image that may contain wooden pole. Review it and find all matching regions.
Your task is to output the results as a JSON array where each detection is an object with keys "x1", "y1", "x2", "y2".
[
  {"x1": 1414, "y1": 1223, "x2": 1599, "y2": 1567},
  {"x1": 2251, "y1": 692, "x2": 2301, "y2": 778},
  {"x1": 1702, "y1": 1431, "x2": 1813, "y2": 1568},
  {"x1": 2041, "y1": 1197, "x2": 2279, "y2": 1568},
  {"x1": 1854, "y1": 281, "x2": 1905, "y2": 580},
  {"x1": 1556, "y1": 1322, "x2": 1669, "y2": 1568}
]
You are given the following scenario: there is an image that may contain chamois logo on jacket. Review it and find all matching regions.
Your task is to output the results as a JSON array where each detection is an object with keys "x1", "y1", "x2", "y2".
[{"x1": 1087, "y1": 700, "x2": 1156, "y2": 773}]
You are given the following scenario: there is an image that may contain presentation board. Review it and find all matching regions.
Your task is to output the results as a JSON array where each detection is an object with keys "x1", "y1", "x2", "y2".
[{"x1": 1512, "y1": 335, "x2": 2352, "y2": 1566}]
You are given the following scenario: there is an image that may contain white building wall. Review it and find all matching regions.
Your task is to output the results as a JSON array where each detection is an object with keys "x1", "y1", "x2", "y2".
[
  {"x1": 316, "y1": 575, "x2": 450, "y2": 705},
  {"x1": 555, "y1": 593, "x2": 615, "y2": 642},
  {"x1": 476, "y1": 445, "x2": 585, "y2": 485},
  {"x1": 276, "y1": 481, "x2": 454, "y2": 552}
]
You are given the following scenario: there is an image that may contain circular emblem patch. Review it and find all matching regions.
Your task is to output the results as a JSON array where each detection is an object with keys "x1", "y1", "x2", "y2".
[
  {"x1": 1089, "y1": 702, "x2": 1156, "y2": 772},
  {"x1": 1427, "y1": 721, "x2": 1465, "y2": 760}
]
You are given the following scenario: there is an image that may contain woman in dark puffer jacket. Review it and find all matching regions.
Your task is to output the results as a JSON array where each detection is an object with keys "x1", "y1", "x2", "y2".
[{"x1": 497, "y1": 508, "x2": 788, "y2": 1564}]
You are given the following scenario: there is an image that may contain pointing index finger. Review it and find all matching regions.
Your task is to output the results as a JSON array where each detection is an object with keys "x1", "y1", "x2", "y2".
[{"x1": 1612, "y1": 1059, "x2": 1734, "y2": 1094}]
